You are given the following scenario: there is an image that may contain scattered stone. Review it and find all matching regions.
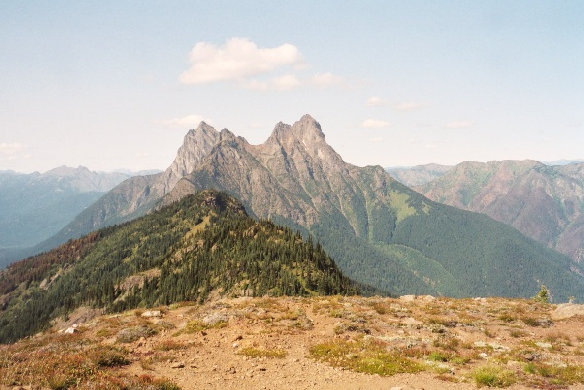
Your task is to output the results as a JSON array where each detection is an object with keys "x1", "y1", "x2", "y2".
[
  {"x1": 116, "y1": 325, "x2": 156, "y2": 343},
  {"x1": 141, "y1": 310, "x2": 162, "y2": 318},
  {"x1": 202, "y1": 312, "x2": 229, "y2": 326},
  {"x1": 170, "y1": 362, "x2": 185, "y2": 369},
  {"x1": 479, "y1": 352, "x2": 488, "y2": 359},
  {"x1": 60, "y1": 323, "x2": 79, "y2": 334},
  {"x1": 399, "y1": 295, "x2": 416, "y2": 302},
  {"x1": 232, "y1": 342, "x2": 239, "y2": 348},
  {"x1": 418, "y1": 295, "x2": 435, "y2": 302},
  {"x1": 536, "y1": 342, "x2": 552, "y2": 349},
  {"x1": 402, "y1": 317, "x2": 422, "y2": 325},
  {"x1": 488, "y1": 342, "x2": 510, "y2": 352},
  {"x1": 523, "y1": 351, "x2": 541, "y2": 361},
  {"x1": 551, "y1": 303, "x2": 584, "y2": 320}
]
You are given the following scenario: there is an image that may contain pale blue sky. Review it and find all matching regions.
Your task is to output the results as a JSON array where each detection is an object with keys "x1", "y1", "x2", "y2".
[{"x1": 1, "y1": 1, "x2": 583, "y2": 172}]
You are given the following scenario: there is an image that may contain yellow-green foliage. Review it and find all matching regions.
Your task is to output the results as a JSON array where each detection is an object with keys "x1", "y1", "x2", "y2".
[
  {"x1": 310, "y1": 338, "x2": 423, "y2": 376},
  {"x1": 182, "y1": 320, "x2": 227, "y2": 334},
  {"x1": 471, "y1": 365, "x2": 516, "y2": 387},
  {"x1": 524, "y1": 363, "x2": 584, "y2": 385},
  {"x1": 238, "y1": 347, "x2": 287, "y2": 358},
  {"x1": 388, "y1": 191, "x2": 416, "y2": 223},
  {"x1": 156, "y1": 339, "x2": 187, "y2": 351}
]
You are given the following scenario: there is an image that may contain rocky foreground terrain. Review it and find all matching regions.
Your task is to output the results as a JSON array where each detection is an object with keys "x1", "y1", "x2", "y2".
[{"x1": 3, "y1": 295, "x2": 584, "y2": 389}]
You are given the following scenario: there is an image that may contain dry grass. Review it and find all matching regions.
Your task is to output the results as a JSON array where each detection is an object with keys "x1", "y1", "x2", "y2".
[
  {"x1": 0, "y1": 333, "x2": 179, "y2": 389},
  {"x1": 237, "y1": 347, "x2": 288, "y2": 358},
  {"x1": 310, "y1": 337, "x2": 424, "y2": 376}
]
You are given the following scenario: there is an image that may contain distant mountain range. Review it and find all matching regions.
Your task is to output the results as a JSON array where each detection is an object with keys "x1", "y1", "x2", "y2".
[
  {"x1": 0, "y1": 166, "x2": 161, "y2": 268},
  {"x1": 30, "y1": 115, "x2": 584, "y2": 300},
  {"x1": 386, "y1": 164, "x2": 453, "y2": 187},
  {"x1": 412, "y1": 160, "x2": 584, "y2": 263}
]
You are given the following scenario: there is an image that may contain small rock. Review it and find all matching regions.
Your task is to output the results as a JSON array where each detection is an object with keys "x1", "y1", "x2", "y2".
[
  {"x1": 233, "y1": 335, "x2": 243, "y2": 341},
  {"x1": 536, "y1": 342, "x2": 552, "y2": 349},
  {"x1": 232, "y1": 342, "x2": 239, "y2": 348},
  {"x1": 479, "y1": 352, "x2": 488, "y2": 359},
  {"x1": 202, "y1": 312, "x2": 229, "y2": 326},
  {"x1": 523, "y1": 352, "x2": 541, "y2": 361},
  {"x1": 63, "y1": 326, "x2": 77, "y2": 334},
  {"x1": 399, "y1": 295, "x2": 416, "y2": 302},
  {"x1": 141, "y1": 310, "x2": 162, "y2": 318},
  {"x1": 418, "y1": 295, "x2": 435, "y2": 302},
  {"x1": 170, "y1": 362, "x2": 185, "y2": 369},
  {"x1": 488, "y1": 342, "x2": 510, "y2": 352},
  {"x1": 551, "y1": 303, "x2": 584, "y2": 321},
  {"x1": 402, "y1": 317, "x2": 422, "y2": 325}
]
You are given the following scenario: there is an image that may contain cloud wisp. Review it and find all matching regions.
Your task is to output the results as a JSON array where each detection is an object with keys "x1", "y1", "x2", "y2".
[
  {"x1": 180, "y1": 37, "x2": 303, "y2": 85},
  {"x1": 445, "y1": 121, "x2": 473, "y2": 129},
  {"x1": 161, "y1": 114, "x2": 212, "y2": 128},
  {"x1": 242, "y1": 74, "x2": 301, "y2": 91},
  {"x1": 367, "y1": 97, "x2": 387, "y2": 107},
  {"x1": 180, "y1": 38, "x2": 345, "y2": 91},
  {"x1": 361, "y1": 119, "x2": 391, "y2": 129},
  {"x1": 0, "y1": 142, "x2": 29, "y2": 161},
  {"x1": 394, "y1": 101, "x2": 425, "y2": 111}
]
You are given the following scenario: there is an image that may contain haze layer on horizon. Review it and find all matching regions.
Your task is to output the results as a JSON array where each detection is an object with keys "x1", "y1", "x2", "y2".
[{"x1": 1, "y1": 1, "x2": 583, "y2": 173}]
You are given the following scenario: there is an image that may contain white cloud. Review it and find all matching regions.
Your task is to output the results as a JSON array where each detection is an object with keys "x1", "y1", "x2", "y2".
[
  {"x1": 445, "y1": 120, "x2": 473, "y2": 129},
  {"x1": 369, "y1": 136, "x2": 384, "y2": 142},
  {"x1": 394, "y1": 101, "x2": 425, "y2": 111},
  {"x1": 242, "y1": 74, "x2": 301, "y2": 91},
  {"x1": 311, "y1": 72, "x2": 344, "y2": 87},
  {"x1": 161, "y1": 114, "x2": 212, "y2": 128},
  {"x1": 180, "y1": 37, "x2": 303, "y2": 84},
  {"x1": 0, "y1": 142, "x2": 28, "y2": 160},
  {"x1": 361, "y1": 119, "x2": 391, "y2": 129},
  {"x1": 367, "y1": 96, "x2": 387, "y2": 107}
]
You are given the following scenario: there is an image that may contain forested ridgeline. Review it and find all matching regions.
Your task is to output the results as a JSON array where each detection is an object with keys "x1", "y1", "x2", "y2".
[{"x1": 0, "y1": 190, "x2": 359, "y2": 343}]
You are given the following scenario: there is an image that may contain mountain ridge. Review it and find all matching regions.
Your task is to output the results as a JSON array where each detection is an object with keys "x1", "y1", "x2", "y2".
[
  {"x1": 28, "y1": 115, "x2": 584, "y2": 300},
  {"x1": 0, "y1": 190, "x2": 359, "y2": 343},
  {"x1": 416, "y1": 160, "x2": 584, "y2": 263}
]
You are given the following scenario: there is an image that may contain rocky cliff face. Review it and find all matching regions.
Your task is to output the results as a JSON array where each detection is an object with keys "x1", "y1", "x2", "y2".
[
  {"x1": 42, "y1": 123, "x2": 224, "y2": 250},
  {"x1": 417, "y1": 160, "x2": 584, "y2": 262},
  {"x1": 38, "y1": 115, "x2": 584, "y2": 299},
  {"x1": 157, "y1": 122, "x2": 221, "y2": 194}
]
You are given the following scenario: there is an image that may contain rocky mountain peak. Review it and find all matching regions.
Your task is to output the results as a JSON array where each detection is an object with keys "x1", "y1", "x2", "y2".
[
  {"x1": 266, "y1": 114, "x2": 325, "y2": 147},
  {"x1": 159, "y1": 122, "x2": 221, "y2": 193}
]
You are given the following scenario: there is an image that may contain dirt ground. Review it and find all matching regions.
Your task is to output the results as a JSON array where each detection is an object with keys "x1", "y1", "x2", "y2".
[{"x1": 4, "y1": 295, "x2": 584, "y2": 389}]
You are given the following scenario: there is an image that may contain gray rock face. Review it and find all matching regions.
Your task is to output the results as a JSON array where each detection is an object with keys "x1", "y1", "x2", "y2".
[
  {"x1": 158, "y1": 122, "x2": 221, "y2": 194},
  {"x1": 40, "y1": 122, "x2": 223, "y2": 251},
  {"x1": 37, "y1": 114, "x2": 584, "y2": 299}
]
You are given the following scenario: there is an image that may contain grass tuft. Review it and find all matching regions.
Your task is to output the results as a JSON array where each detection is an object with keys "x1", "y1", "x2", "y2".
[
  {"x1": 471, "y1": 365, "x2": 516, "y2": 387},
  {"x1": 310, "y1": 338, "x2": 423, "y2": 376},
  {"x1": 238, "y1": 347, "x2": 287, "y2": 358}
]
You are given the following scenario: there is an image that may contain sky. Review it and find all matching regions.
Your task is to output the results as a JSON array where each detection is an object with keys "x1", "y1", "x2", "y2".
[{"x1": 1, "y1": 1, "x2": 583, "y2": 173}]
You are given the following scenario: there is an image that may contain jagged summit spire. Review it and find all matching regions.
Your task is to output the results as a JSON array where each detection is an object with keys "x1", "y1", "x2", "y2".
[
  {"x1": 267, "y1": 114, "x2": 326, "y2": 146},
  {"x1": 186, "y1": 121, "x2": 218, "y2": 137}
]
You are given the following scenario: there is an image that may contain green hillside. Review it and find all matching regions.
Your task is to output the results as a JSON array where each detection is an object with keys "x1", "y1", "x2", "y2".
[
  {"x1": 0, "y1": 190, "x2": 358, "y2": 343},
  {"x1": 308, "y1": 179, "x2": 584, "y2": 300}
]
